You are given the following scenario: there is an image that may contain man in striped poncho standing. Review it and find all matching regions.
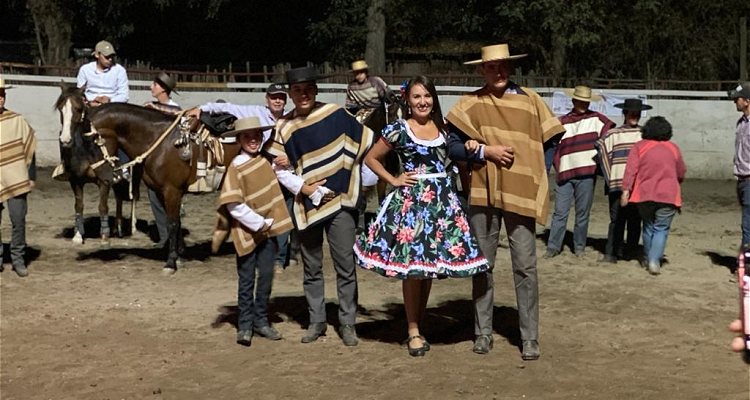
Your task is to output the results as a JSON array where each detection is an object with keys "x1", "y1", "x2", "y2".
[{"x1": 544, "y1": 86, "x2": 615, "y2": 259}]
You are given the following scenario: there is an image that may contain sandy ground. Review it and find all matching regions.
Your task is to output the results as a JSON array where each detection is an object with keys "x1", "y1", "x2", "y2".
[{"x1": 0, "y1": 169, "x2": 748, "y2": 400}]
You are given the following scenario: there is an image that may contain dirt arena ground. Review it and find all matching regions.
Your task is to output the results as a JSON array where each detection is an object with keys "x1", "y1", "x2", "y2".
[{"x1": 0, "y1": 169, "x2": 748, "y2": 399}]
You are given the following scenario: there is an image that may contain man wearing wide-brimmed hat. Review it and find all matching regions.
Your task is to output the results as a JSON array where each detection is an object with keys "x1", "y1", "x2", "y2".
[
  {"x1": 213, "y1": 116, "x2": 294, "y2": 346},
  {"x1": 145, "y1": 72, "x2": 179, "y2": 111},
  {"x1": 595, "y1": 98, "x2": 652, "y2": 263},
  {"x1": 445, "y1": 43, "x2": 565, "y2": 360},
  {"x1": 76, "y1": 40, "x2": 129, "y2": 105},
  {"x1": 267, "y1": 66, "x2": 376, "y2": 347},
  {"x1": 544, "y1": 86, "x2": 615, "y2": 260},
  {"x1": 730, "y1": 82, "x2": 750, "y2": 248},
  {"x1": 0, "y1": 76, "x2": 37, "y2": 277},
  {"x1": 345, "y1": 59, "x2": 394, "y2": 118}
]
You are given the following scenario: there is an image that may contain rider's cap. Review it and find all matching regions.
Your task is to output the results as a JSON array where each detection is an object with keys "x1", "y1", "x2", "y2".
[
  {"x1": 266, "y1": 83, "x2": 287, "y2": 95},
  {"x1": 93, "y1": 40, "x2": 116, "y2": 57}
]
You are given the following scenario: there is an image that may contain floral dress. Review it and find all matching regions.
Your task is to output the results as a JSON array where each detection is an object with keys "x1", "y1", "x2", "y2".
[{"x1": 354, "y1": 119, "x2": 489, "y2": 279}]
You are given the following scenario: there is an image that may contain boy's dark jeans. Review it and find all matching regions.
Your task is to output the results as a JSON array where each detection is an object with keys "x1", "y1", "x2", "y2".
[{"x1": 237, "y1": 237, "x2": 277, "y2": 331}]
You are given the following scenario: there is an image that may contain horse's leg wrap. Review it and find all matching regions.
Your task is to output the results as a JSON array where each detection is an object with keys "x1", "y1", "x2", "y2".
[
  {"x1": 100, "y1": 215, "x2": 110, "y2": 238},
  {"x1": 75, "y1": 213, "x2": 85, "y2": 237}
]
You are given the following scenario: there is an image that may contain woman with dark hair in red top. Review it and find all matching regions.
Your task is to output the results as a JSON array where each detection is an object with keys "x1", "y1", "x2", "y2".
[{"x1": 621, "y1": 116, "x2": 687, "y2": 276}]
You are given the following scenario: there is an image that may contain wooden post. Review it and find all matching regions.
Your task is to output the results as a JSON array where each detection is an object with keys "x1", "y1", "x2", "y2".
[{"x1": 741, "y1": 17, "x2": 748, "y2": 81}]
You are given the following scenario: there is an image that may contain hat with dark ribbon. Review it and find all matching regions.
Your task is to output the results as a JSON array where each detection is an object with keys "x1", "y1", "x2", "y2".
[
  {"x1": 464, "y1": 44, "x2": 527, "y2": 65},
  {"x1": 614, "y1": 98, "x2": 652, "y2": 111},
  {"x1": 349, "y1": 60, "x2": 369, "y2": 72},
  {"x1": 563, "y1": 86, "x2": 602, "y2": 102},
  {"x1": 221, "y1": 116, "x2": 275, "y2": 138}
]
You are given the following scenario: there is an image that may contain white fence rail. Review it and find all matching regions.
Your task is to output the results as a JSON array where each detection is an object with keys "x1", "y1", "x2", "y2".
[{"x1": 2, "y1": 74, "x2": 739, "y2": 179}]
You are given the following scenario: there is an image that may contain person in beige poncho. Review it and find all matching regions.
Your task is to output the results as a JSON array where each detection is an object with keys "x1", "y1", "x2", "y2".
[
  {"x1": 445, "y1": 44, "x2": 565, "y2": 360},
  {"x1": 0, "y1": 77, "x2": 37, "y2": 277}
]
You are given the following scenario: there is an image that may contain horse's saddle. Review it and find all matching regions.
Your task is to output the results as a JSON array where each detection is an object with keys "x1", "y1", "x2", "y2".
[{"x1": 199, "y1": 112, "x2": 237, "y2": 136}]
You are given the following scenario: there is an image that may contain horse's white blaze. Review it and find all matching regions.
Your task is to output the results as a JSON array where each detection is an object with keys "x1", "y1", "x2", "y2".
[{"x1": 60, "y1": 100, "x2": 73, "y2": 145}]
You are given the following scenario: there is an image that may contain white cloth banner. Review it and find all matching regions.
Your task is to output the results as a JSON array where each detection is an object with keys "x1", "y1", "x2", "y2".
[{"x1": 552, "y1": 92, "x2": 649, "y2": 116}]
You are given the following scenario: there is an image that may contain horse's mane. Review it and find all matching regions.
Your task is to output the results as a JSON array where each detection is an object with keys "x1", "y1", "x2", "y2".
[
  {"x1": 89, "y1": 103, "x2": 175, "y2": 125},
  {"x1": 54, "y1": 85, "x2": 85, "y2": 111}
]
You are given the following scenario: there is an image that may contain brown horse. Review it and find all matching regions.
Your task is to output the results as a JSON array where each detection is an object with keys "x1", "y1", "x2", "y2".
[
  {"x1": 54, "y1": 85, "x2": 129, "y2": 247},
  {"x1": 88, "y1": 103, "x2": 239, "y2": 273}
]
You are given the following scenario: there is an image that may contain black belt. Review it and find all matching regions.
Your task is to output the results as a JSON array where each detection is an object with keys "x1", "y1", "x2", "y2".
[{"x1": 738, "y1": 176, "x2": 750, "y2": 181}]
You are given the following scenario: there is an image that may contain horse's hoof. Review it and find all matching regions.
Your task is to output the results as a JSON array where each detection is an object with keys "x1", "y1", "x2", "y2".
[
  {"x1": 100, "y1": 237, "x2": 111, "y2": 249},
  {"x1": 162, "y1": 266, "x2": 177, "y2": 276},
  {"x1": 72, "y1": 232, "x2": 84, "y2": 244},
  {"x1": 175, "y1": 259, "x2": 184, "y2": 268}
]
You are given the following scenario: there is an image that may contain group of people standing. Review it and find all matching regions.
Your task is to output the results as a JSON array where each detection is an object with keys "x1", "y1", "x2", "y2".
[
  {"x1": 2, "y1": 38, "x2": 749, "y2": 361},
  {"x1": 542, "y1": 84, "x2": 687, "y2": 277}
]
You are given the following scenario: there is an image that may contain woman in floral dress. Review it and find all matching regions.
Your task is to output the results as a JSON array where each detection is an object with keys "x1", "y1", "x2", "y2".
[{"x1": 354, "y1": 75, "x2": 489, "y2": 357}]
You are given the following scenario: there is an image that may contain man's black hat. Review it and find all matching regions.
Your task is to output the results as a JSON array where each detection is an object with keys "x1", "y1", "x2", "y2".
[
  {"x1": 285, "y1": 66, "x2": 326, "y2": 84},
  {"x1": 614, "y1": 98, "x2": 652, "y2": 111}
]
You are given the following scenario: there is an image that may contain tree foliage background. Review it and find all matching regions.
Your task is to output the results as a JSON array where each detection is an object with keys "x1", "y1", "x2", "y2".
[{"x1": 2, "y1": 0, "x2": 749, "y2": 82}]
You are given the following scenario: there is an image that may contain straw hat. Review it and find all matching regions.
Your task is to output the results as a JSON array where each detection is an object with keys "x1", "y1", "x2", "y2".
[
  {"x1": 464, "y1": 44, "x2": 527, "y2": 65},
  {"x1": 221, "y1": 117, "x2": 275, "y2": 138},
  {"x1": 563, "y1": 86, "x2": 601, "y2": 102},
  {"x1": 349, "y1": 60, "x2": 369, "y2": 72},
  {"x1": 0, "y1": 76, "x2": 14, "y2": 90}
]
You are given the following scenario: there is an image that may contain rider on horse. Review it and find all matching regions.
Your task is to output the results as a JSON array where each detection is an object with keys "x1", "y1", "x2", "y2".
[
  {"x1": 345, "y1": 60, "x2": 396, "y2": 123},
  {"x1": 53, "y1": 40, "x2": 129, "y2": 181}
]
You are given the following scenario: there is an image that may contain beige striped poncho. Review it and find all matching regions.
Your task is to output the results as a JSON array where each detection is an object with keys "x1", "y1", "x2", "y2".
[
  {"x1": 213, "y1": 153, "x2": 293, "y2": 256},
  {"x1": 0, "y1": 109, "x2": 36, "y2": 202},
  {"x1": 446, "y1": 86, "x2": 564, "y2": 225}
]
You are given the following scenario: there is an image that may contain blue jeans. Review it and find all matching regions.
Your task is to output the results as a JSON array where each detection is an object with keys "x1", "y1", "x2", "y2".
[
  {"x1": 738, "y1": 180, "x2": 750, "y2": 248},
  {"x1": 547, "y1": 177, "x2": 596, "y2": 253},
  {"x1": 237, "y1": 238, "x2": 276, "y2": 331},
  {"x1": 637, "y1": 202, "x2": 677, "y2": 266}
]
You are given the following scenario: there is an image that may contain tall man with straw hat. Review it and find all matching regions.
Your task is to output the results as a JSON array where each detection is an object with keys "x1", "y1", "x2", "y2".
[
  {"x1": 268, "y1": 66, "x2": 376, "y2": 346},
  {"x1": 0, "y1": 77, "x2": 37, "y2": 277},
  {"x1": 446, "y1": 44, "x2": 565, "y2": 360},
  {"x1": 543, "y1": 86, "x2": 615, "y2": 259},
  {"x1": 345, "y1": 60, "x2": 394, "y2": 119}
]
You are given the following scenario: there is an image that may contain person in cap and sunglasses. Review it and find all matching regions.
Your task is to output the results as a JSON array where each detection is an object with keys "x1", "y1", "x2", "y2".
[
  {"x1": 445, "y1": 43, "x2": 566, "y2": 360},
  {"x1": 76, "y1": 40, "x2": 129, "y2": 106},
  {"x1": 595, "y1": 98, "x2": 652, "y2": 263},
  {"x1": 212, "y1": 117, "x2": 294, "y2": 346},
  {"x1": 730, "y1": 82, "x2": 750, "y2": 249},
  {"x1": 186, "y1": 83, "x2": 288, "y2": 145}
]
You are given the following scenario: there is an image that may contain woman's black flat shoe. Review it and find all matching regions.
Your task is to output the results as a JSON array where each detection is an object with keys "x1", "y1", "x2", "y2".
[{"x1": 405, "y1": 335, "x2": 427, "y2": 357}]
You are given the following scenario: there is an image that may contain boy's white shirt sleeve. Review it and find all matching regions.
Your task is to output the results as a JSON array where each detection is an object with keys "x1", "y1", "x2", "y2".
[
  {"x1": 272, "y1": 162, "x2": 305, "y2": 194},
  {"x1": 227, "y1": 202, "x2": 273, "y2": 232},
  {"x1": 271, "y1": 163, "x2": 332, "y2": 206}
]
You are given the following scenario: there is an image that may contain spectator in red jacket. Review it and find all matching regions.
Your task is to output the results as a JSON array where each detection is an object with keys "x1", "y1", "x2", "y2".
[{"x1": 621, "y1": 116, "x2": 686, "y2": 275}]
